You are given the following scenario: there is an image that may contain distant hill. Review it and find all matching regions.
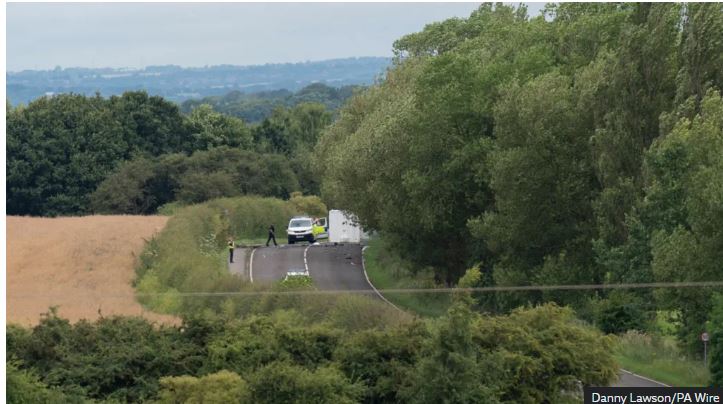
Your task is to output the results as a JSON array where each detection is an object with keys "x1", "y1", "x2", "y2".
[
  {"x1": 181, "y1": 82, "x2": 361, "y2": 123},
  {"x1": 6, "y1": 57, "x2": 391, "y2": 105}
]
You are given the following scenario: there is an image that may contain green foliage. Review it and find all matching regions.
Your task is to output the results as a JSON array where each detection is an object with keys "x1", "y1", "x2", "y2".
[
  {"x1": 248, "y1": 362, "x2": 364, "y2": 404},
  {"x1": 710, "y1": 294, "x2": 723, "y2": 386},
  {"x1": 289, "y1": 192, "x2": 328, "y2": 218},
  {"x1": 134, "y1": 196, "x2": 294, "y2": 315},
  {"x1": 6, "y1": 361, "x2": 77, "y2": 404},
  {"x1": 89, "y1": 156, "x2": 158, "y2": 214},
  {"x1": 334, "y1": 322, "x2": 428, "y2": 402},
  {"x1": 642, "y1": 90, "x2": 723, "y2": 353},
  {"x1": 279, "y1": 274, "x2": 314, "y2": 289},
  {"x1": 318, "y1": 2, "x2": 723, "y2": 362},
  {"x1": 362, "y1": 236, "x2": 451, "y2": 317},
  {"x1": 91, "y1": 147, "x2": 301, "y2": 213},
  {"x1": 675, "y1": 4, "x2": 723, "y2": 109},
  {"x1": 592, "y1": 290, "x2": 652, "y2": 334},
  {"x1": 7, "y1": 300, "x2": 619, "y2": 403},
  {"x1": 184, "y1": 104, "x2": 252, "y2": 151},
  {"x1": 8, "y1": 89, "x2": 328, "y2": 216},
  {"x1": 476, "y1": 72, "x2": 599, "y2": 309},
  {"x1": 615, "y1": 331, "x2": 710, "y2": 387},
  {"x1": 7, "y1": 311, "x2": 203, "y2": 402},
  {"x1": 400, "y1": 298, "x2": 502, "y2": 404},
  {"x1": 473, "y1": 303, "x2": 619, "y2": 402},
  {"x1": 157, "y1": 370, "x2": 251, "y2": 403},
  {"x1": 181, "y1": 83, "x2": 358, "y2": 123},
  {"x1": 205, "y1": 315, "x2": 340, "y2": 375},
  {"x1": 6, "y1": 92, "x2": 184, "y2": 216}
]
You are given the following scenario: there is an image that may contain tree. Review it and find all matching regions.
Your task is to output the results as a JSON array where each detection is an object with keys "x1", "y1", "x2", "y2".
[
  {"x1": 400, "y1": 297, "x2": 501, "y2": 404},
  {"x1": 644, "y1": 90, "x2": 723, "y2": 353},
  {"x1": 709, "y1": 294, "x2": 723, "y2": 386},
  {"x1": 6, "y1": 91, "x2": 190, "y2": 216},
  {"x1": 184, "y1": 104, "x2": 252, "y2": 151},
  {"x1": 473, "y1": 72, "x2": 598, "y2": 308},
  {"x1": 90, "y1": 156, "x2": 158, "y2": 214}
]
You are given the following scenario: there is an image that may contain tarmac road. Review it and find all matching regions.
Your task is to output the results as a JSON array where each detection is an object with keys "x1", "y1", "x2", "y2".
[
  {"x1": 613, "y1": 370, "x2": 669, "y2": 387},
  {"x1": 241, "y1": 242, "x2": 669, "y2": 388},
  {"x1": 250, "y1": 243, "x2": 376, "y2": 297}
]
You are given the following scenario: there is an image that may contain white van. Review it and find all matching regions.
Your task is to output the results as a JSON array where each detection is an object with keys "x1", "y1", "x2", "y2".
[
  {"x1": 328, "y1": 210, "x2": 363, "y2": 243},
  {"x1": 286, "y1": 216, "x2": 315, "y2": 244}
]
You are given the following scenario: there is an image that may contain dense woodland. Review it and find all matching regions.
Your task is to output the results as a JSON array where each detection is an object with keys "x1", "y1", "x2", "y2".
[
  {"x1": 317, "y1": 2, "x2": 723, "y2": 358},
  {"x1": 7, "y1": 89, "x2": 332, "y2": 216},
  {"x1": 6, "y1": 3, "x2": 723, "y2": 401}
]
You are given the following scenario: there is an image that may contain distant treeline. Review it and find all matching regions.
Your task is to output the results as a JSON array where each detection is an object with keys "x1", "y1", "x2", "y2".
[
  {"x1": 181, "y1": 83, "x2": 361, "y2": 123},
  {"x1": 7, "y1": 57, "x2": 390, "y2": 105},
  {"x1": 6, "y1": 91, "x2": 330, "y2": 216}
]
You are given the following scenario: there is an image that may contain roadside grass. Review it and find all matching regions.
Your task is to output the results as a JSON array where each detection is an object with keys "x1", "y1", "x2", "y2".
[
  {"x1": 136, "y1": 196, "x2": 300, "y2": 315},
  {"x1": 363, "y1": 237, "x2": 706, "y2": 388},
  {"x1": 363, "y1": 237, "x2": 451, "y2": 317},
  {"x1": 614, "y1": 330, "x2": 710, "y2": 386},
  {"x1": 136, "y1": 196, "x2": 409, "y2": 330}
]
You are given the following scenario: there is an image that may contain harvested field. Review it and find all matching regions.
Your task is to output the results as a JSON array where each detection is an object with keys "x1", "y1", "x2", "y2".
[{"x1": 7, "y1": 215, "x2": 179, "y2": 326}]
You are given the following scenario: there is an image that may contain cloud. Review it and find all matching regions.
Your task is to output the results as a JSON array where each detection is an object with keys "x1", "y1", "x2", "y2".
[{"x1": 6, "y1": 3, "x2": 544, "y2": 71}]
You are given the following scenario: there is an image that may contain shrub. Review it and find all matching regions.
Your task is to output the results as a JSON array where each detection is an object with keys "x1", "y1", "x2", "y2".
[
  {"x1": 248, "y1": 362, "x2": 365, "y2": 404},
  {"x1": 157, "y1": 370, "x2": 251, "y2": 403},
  {"x1": 6, "y1": 361, "x2": 77, "y2": 404},
  {"x1": 7, "y1": 311, "x2": 203, "y2": 402},
  {"x1": 593, "y1": 290, "x2": 652, "y2": 334}
]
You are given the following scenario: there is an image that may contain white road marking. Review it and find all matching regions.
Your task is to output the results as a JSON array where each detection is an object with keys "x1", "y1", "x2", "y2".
[
  {"x1": 361, "y1": 246, "x2": 403, "y2": 312},
  {"x1": 249, "y1": 247, "x2": 256, "y2": 283},
  {"x1": 303, "y1": 245, "x2": 311, "y2": 275},
  {"x1": 619, "y1": 369, "x2": 669, "y2": 387}
]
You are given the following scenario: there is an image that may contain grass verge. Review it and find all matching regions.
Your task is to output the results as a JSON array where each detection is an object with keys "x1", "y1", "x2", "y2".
[
  {"x1": 363, "y1": 237, "x2": 451, "y2": 317},
  {"x1": 614, "y1": 331, "x2": 710, "y2": 386}
]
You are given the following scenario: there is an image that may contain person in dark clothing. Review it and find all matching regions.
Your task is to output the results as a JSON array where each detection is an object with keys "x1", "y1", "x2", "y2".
[
  {"x1": 266, "y1": 224, "x2": 277, "y2": 247},
  {"x1": 228, "y1": 238, "x2": 235, "y2": 263}
]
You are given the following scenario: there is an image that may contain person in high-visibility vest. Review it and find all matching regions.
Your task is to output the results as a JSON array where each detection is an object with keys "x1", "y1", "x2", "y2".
[{"x1": 228, "y1": 238, "x2": 235, "y2": 263}]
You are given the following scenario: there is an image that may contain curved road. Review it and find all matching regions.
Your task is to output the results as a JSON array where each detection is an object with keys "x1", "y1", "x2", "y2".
[
  {"x1": 236, "y1": 243, "x2": 668, "y2": 388},
  {"x1": 250, "y1": 243, "x2": 377, "y2": 297}
]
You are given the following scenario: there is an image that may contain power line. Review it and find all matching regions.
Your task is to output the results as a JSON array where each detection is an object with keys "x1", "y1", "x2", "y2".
[{"x1": 8, "y1": 280, "x2": 723, "y2": 299}]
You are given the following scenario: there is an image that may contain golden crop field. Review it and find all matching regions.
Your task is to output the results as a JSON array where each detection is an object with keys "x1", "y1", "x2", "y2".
[{"x1": 7, "y1": 215, "x2": 178, "y2": 325}]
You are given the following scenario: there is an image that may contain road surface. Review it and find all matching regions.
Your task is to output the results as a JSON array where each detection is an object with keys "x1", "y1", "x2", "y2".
[
  {"x1": 233, "y1": 242, "x2": 668, "y2": 388},
  {"x1": 248, "y1": 243, "x2": 377, "y2": 296},
  {"x1": 613, "y1": 369, "x2": 668, "y2": 387}
]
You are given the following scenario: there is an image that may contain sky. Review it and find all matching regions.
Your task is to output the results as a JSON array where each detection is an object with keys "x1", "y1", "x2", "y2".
[{"x1": 6, "y1": 2, "x2": 545, "y2": 72}]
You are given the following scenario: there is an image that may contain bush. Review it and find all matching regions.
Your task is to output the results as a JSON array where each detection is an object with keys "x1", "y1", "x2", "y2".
[
  {"x1": 248, "y1": 362, "x2": 365, "y2": 404},
  {"x1": 289, "y1": 192, "x2": 328, "y2": 217},
  {"x1": 7, "y1": 311, "x2": 203, "y2": 402},
  {"x1": 7, "y1": 301, "x2": 621, "y2": 403},
  {"x1": 205, "y1": 315, "x2": 340, "y2": 374},
  {"x1": 334, "y1": 321, "x2": 428, "y2": 402},
  {"x1": 473, "y1": 303, "x2": 619, "y2": 402},
  {"x1": 593, "y1": 290, "x2": 652, "y2": 334},
  {"x1": 157, "y1": 370, "x2": 251, "y2": 403},
  {"x1": 6, "y1": 361, "x2": 76, "y2": 404}
]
